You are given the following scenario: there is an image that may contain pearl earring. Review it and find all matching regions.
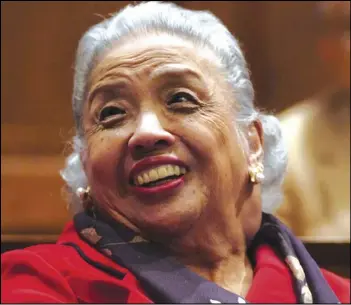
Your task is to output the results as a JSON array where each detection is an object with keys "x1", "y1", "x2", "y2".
[
  {"x1": 248, "y1": 163, "x2": 264, "y2": 184},
  {"x1": 76, "y1": 186, "x2": 92, "y2": 210}
]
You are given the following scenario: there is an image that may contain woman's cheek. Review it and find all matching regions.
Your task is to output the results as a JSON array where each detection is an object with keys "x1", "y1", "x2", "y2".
[
  {"x1": 184, "y1": 111, "x2": 233, "y2": 151},
  {"x1": 86, "y1": 133, "x2": 124, "y2": 181}
]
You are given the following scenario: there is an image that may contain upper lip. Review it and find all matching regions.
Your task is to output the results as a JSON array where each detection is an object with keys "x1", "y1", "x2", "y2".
[{"x1": 128, "y1": 155, "x2": 188, "y2": 184}]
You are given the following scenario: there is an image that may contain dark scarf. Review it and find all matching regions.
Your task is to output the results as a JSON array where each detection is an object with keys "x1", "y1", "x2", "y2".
[{"x1": 69, "y1": 212, "x2": 340, "y2": 304}]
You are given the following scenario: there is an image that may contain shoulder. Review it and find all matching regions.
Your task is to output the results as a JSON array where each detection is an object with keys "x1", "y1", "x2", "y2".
[
  {"x1": 1, "y1": 223, "x2": 147, "y2": 303},
  {"x1": 277, "y1": 100, "x2": 317, "y2": 165},
  {"x1": 321, "y1": 268, "x2": 350, "y2": 304},
  {"x1": 1, "y1": 245, "x2": 78, "y2": 303},
  {"x1": 1, "y1": 243, "x2": 79, "y2": 271},
  {"x1": 1, "y1": 223, "x2": 131, "y2": 282},
  {"x1": 2, "y1": 242, "x2": 103, "y2": 275},
  {"x1": 278, "y1": 99, "x2": 318, "y2": 127},
  {"x1": 278, "y1": 93, "x2": 332, "y2": 143}
]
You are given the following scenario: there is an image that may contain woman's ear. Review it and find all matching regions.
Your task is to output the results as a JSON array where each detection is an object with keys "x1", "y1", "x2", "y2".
[{"x1": 247, "y1": 119, "x2": 264, "y2": 165}]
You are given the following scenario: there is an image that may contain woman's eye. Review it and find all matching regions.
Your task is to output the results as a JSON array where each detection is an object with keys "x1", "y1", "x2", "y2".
[
  {"x1": 99, "y1": 106, "x2": 126, "y2": 122},
  {"x1": 167, "y1": 92, "x2": 198, "y2": 106}
]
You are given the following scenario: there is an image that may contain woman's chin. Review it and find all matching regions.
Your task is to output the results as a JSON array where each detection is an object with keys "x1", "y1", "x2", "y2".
[
  {"x1": 133, "y1": 201, "x2": 202, "y2": 242},
  {"x1": 115, "y1": 179, "x2": 207, "y2": 240},
  {"x1": 141, "y1": 220, "x2": 195, "y2": 243}
]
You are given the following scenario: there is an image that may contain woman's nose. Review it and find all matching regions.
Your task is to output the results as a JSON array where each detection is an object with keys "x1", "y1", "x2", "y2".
[{"x1": 128, "y1": 112, "x2": 175, "y2": 156}]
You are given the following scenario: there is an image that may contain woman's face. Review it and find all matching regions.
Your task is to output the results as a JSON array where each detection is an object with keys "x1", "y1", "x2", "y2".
[{"x1": 81, "y1": 34, "x2": 262, "y2": 239}]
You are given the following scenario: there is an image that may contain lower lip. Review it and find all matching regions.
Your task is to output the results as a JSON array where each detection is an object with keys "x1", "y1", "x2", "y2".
[{"x1": 131, "y1": 176, "x2": 185, "y2": 196}]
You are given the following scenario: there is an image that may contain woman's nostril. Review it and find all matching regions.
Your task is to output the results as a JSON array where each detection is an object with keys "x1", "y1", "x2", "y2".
[
  {"x1": 135, "y1": 144, "x2": 144, "y2": 151},
  {"x1": 134, "y1": 140, "x2": 170, "y2": 153},
  {"x1": 155, "y1": 139, "x2": 169, "y2": 147}
]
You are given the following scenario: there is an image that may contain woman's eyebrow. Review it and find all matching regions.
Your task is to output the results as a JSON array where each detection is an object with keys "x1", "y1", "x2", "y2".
[
  {"x1": 87, "y1": 77, "x2": 131, "y2": 105},
  {"x1": 149, "y1": 64, "x2": 205, "y2": 83}
]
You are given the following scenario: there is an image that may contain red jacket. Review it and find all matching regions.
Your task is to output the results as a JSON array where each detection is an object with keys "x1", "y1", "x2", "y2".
[{"x1": 2, "y1": 222, "x2": 350, "y2": 303}]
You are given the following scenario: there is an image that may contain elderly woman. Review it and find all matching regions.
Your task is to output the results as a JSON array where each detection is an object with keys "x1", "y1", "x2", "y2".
[{"x1": 1, "y1": 2, "x2": 350, "y2": 304}]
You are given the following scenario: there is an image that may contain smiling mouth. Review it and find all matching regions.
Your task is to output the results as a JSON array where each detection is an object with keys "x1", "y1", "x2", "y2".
[{"x1": 130, "y1": 164, "x2": 187, "y2": 188}]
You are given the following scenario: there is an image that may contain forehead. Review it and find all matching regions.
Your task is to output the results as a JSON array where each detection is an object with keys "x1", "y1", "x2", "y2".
[{"x1": 90, "y1": 33, "x2": 223, "y2": 81}]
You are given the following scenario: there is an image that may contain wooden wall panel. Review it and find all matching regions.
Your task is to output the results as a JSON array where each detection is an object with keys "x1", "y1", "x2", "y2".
[{"x1": 1, "y1": 155, "x2": 70, "y2": 242}]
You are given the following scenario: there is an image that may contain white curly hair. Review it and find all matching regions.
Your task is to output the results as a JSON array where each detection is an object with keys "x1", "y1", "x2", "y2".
[{"x1": 60, "y1": 1, "x2": 288, "y2": 214}]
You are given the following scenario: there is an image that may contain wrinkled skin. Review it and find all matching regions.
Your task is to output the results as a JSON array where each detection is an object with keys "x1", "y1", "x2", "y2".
[{"x1": 81, "y1": 33, "x2": 264, "y2": 294}]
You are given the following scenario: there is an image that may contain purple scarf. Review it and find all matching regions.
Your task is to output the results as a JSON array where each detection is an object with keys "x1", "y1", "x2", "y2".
[{"x1": 68, "y1": 212, "x2": 340, "y2": 303}]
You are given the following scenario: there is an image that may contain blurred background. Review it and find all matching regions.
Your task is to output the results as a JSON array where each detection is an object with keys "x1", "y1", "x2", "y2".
[{"x1": 1, "y1": 1, "x2": 349, "y2": 275}]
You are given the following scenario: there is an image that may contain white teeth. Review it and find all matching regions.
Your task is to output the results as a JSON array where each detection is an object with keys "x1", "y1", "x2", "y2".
[
  {"x1": 143, "y1": 172, "x2": 150, "y2": 183},
  {"x1": 167, "y1": 165, "x2": 174, "y2": 176},
  {"x1": 137, "y1": 176, "x2": 144, "y2": 185},
  {"x1": 134, "y1": 164, "x2": 187, "y2": 186},
  {"x1": 158, "y1": 166, "x2": 168, "y2": 179},
  {"x1": 149, "y1": 169, "x2": 158, "y2": 181}
]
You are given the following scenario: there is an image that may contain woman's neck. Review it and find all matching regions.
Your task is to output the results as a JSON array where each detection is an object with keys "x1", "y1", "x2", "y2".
[
  {"x1": 166, "y1": 211, "x2": 254, "y2": 297},
  {"x1": 186, "y1": 254, "x2": 253, "y2": 297}
]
